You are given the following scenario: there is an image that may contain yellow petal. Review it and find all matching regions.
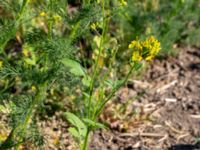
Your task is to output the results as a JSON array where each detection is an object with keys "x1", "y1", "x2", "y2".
[
  {"x1": 40, "y1": 12, "x2": 47, "y2": 17},
  {"x1": 132, "y1": 51, "x2": 142, "y2": 61}
]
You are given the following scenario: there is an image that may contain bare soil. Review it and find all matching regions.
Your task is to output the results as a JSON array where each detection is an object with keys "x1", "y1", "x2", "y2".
[{"x1": 89, "y1": 46, "x2": 200, "y2": 150}]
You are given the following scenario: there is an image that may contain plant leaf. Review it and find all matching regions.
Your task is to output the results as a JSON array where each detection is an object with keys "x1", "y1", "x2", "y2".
[
  {"x1": 82, "y1": 75, "x2": 91, "y2": 87},
  {"x1": 68, "y1": 127, "x2": 79, "y2": 138},
  {"x1": 83, "y1": 118, "x2": 107, "y2": 130},
  {"x1": 64, "y1": 112, "x2": 87, "y2": 139},
  {"x1": 61, "y1": 58, "x2": 85, "y2": 76}
]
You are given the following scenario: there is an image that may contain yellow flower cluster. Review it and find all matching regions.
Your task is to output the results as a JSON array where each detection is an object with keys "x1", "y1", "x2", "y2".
[{"x1": 129, "y1": 36, "x2": 161, "y2": 61}]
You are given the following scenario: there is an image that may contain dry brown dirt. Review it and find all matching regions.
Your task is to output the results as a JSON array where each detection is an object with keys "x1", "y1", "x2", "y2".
[{"x1": 89, "y1": 46, "x2": 200, "y2": 150}]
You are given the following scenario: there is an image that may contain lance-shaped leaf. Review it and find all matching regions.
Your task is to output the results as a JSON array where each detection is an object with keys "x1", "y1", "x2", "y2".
[
  {"x1": 61, "y1": 58, "x2": 85, "y2": 77},
  {"x1": 64, "y1": 112, "x2": 87, "y2": 140}
]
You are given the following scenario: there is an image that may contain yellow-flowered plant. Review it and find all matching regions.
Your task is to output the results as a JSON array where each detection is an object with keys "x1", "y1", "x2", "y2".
[
  {"x1": 40, "y1": 11, "x2": 47, "y2": 17},
  {"x1": 129, "y1": 36, "x2": 161, "y2": 61},
  {"x1": 22, "y1": 48, "x2": 29, "y2": 57}
]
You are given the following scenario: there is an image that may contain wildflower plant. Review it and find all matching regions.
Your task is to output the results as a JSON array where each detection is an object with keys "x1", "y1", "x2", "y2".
[
  {"x1": 63, "y1": 1, "x2": 161, "y2": 149},
  {"x1": 0, "y1": 0, "x2": 161, "y2": 150},
  {"x1": 64, "y1": 34, "x2": 161, "y2": 149}
]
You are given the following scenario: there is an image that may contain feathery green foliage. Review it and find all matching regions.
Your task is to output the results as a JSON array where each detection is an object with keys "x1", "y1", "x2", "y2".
[{"x1": 0, "y1": 0, "x2": 94, "y2": 149}]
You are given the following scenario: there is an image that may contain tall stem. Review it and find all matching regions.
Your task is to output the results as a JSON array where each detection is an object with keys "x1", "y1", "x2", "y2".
[
  {"x1": 48, "y1": 0, "x2": 54, "y2": 40},
  {"x1": 87, "y1": 0, "x2": 107, "y2": 118},
  {"x1": 82, "y1": 128, "x2": 90, "y2": 150},
  {"x1": 95, "y1": 63, "x2": 140, "y2": 118},
  {"x1": 17, "y1": 0, "x2": 30, "y2": 21}
]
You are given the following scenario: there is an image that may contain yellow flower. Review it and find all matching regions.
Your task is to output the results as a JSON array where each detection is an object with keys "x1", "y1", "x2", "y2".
[
  {"x1": 128, "y1": 39, "x2": 143, "y2": 51},
  {"x1": 142, "y1": 36, "x2": 161, "y2": 61},
  {"x1": 0, "y1": 60, "x2": 3, "y2": 68},
  {"x1": 132, "y1": 51, "x2": 142, "y2": 61},
  {"x1": 22, "y1": 49, "x2": 29, "y2": 57},
  {"x1": 31, "y1": 85, "x2": 36, "y2": 91},
  {"x1": 129, "y1": 36, "x2": 161, "y2": 62},
  {"x1": 145, "y1": 55, "x2": 154, "y2": 61},
  {"x1": 129, "y1": 38, "x2": 143, "y2": 61},
  {"x1": 53, "y1": 14, "x2": 62, "y2": 22},
  {"x1": 40, "y1": 12, "x2": 47, "y2": 17}
]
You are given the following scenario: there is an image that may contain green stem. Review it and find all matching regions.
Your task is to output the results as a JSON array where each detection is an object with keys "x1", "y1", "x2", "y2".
[
  {"x1": 48, "y1": 20, "x2": 53, "y2": 40},
  {"x1": 94, "y1": 63, "x2": 137, "y2": 118},
  {"x1": 87, "y1": 0, "x2": 107, "y2": 118},
  {"x1": 48, "y1": 0, "x2": 54, "y2": 40},
  {"x1": 82, "y1": 128, "x2": 90, "y2": 150},
  {"x1": 17, "y1": 0, "x2": 30, "y2": 21},
  {"x1": 91, "y1": 48, "x2": 117, "y2": 120},
  {"x1": 83, "y1": 0, "x2": 86, "y2": 6}
]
